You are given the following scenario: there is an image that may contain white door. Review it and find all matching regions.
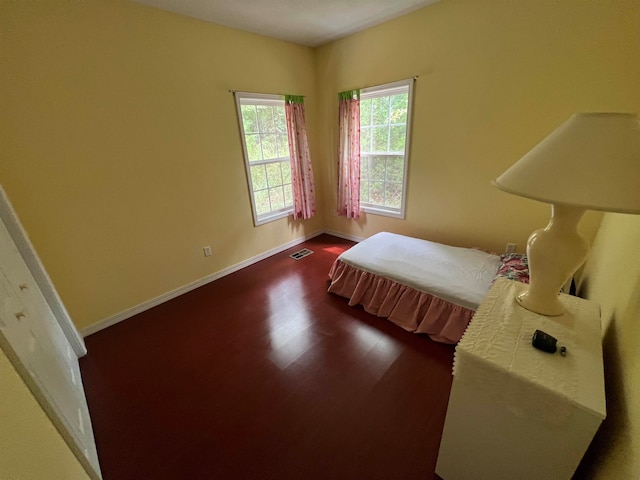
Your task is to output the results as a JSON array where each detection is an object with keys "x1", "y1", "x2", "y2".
[{"x1": 0, "y1": 215, "x2": 102, "y2": 479}]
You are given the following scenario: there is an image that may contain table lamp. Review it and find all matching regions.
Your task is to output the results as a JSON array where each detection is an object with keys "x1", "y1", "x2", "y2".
[{"x1": 493, "y1": 113, "x2": 640, "y2": 316}]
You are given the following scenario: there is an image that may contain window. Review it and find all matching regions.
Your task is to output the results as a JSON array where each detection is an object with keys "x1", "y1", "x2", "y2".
[
  {"x1": 235, "y1": 92, "x2": 293, "y2": 226},
  {"x1": 359, "y1": 79, "x2": 413, "y2": 218}
]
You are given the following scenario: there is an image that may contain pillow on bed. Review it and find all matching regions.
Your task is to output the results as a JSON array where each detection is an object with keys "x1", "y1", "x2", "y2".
[{"x1": 496, "y1": 253, "x2": 529, "y2": 284}]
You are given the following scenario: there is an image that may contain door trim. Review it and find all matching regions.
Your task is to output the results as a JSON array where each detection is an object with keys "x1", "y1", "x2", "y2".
[{"x1": 0, "y1": 185, "x2": 86, "y2": 357}]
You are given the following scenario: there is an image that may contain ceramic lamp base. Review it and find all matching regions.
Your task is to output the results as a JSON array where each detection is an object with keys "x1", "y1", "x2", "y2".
[{"x1": 517, "y1": 204, "x2": 589, "y2": 316}]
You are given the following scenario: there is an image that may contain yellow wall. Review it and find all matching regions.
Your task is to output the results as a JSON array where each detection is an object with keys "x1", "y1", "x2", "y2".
[
  {"x1": 0, "y1": 0, "x2": 323, "y2": 330},
  {"x1": 315, "y1": 0, "x2": 640, "y2": 250},
  {"x1": 2, "y1": 1, "x2": 640, "y2": 477},
  {"x1": 574, "y1": 214, "x2": 640, "y2": 479},
  {"x1": 2, "y1": 0, "x2": 638, "y2": 331},
  {"x1": 0, "y1": 348, "x2": 91, "y2": 479}
]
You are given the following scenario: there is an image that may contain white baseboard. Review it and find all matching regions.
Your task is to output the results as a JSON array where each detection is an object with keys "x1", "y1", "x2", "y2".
[
  {"x1": 81, "y1": 229, "x2": 325, "y2": 337},
  {"x1": 323, "y1": 229, "x2": 365, "y2": 243}
]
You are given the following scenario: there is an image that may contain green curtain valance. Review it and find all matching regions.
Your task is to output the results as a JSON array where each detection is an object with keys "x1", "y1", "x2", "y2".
[
  {"x1": 338, "y1": 89, "x2": 360, "y2": 101},
  {"x1": 284, "y1": 94, "x2": 305, "y2": 104}
]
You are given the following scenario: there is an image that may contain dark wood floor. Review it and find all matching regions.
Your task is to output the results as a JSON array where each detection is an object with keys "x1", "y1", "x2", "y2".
[{"x1": 80, "y1": 234, "x2": 454, "y2": 480}]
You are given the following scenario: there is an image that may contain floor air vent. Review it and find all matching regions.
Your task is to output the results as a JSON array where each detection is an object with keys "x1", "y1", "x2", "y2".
[{"x1": 290, "y1": 248, "x2": 314, "y2": 260}]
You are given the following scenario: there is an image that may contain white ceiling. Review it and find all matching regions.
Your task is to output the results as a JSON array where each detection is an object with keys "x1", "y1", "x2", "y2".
[{"x1": 131, "y1": 0, "x2": 440, "y2": 47}]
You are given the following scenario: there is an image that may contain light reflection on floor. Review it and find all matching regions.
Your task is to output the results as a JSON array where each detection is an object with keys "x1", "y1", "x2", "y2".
[
  {"x1": 264, "y1": 268, "x2": 402, "y2": 378},
  {"x1": 353, "y1": 322, "x2": 402, "y2": 382},
  {"x1": 266, "y1": 274, "x2": 314, "y2": 370},
  {"x1": 323, "y1": 246, "x2": 349, "y2": 255}
]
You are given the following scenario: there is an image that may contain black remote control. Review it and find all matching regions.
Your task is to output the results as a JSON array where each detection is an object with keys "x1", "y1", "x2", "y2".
[{"x1": 532, "y1": 330, "x2": 558, "y2": 354}]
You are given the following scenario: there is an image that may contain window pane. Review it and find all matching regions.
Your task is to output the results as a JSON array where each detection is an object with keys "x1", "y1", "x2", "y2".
[
  {"x1": 245, "y1": 134, "x2": 262, "y2": 162},
  {"x1": 250, "y1": 164, "x2": 268, "y2": 190},
  {"x1": 276, "y1": 134, "x2": 289, "y2": 158},
  {"x1": 389, "y1": 125, "x2": 406, "y2": 152},
  {"x1": 266, "y1": 162, "x2": 283, "y2": 187},
  {"x1": 360, "y1": 179, "x2": 370, "y2": 203},
  {"x1": 370, "y1": 181, "x2": 385, "y2": 205},
  {"x1": 370, "y1": 157, "x2": 385, "y2": 180},
  {"x1": 360, "y1": 127, "x2": 371, "y2": 153},
  {"x1": 257, "y1": 105, "x2": 275, "y2": 132},
  {"x1": 385, "y1": 182, "x2": 403, "y2": 208},
  {"x1": 386, "y1": 157, "x2": 404, "y2": 183},
  {"x1": 390, "y1": 94, "x2": 408, "y2": 124},
  {"x1": 281, "y1": 161, "x2": 292, "y2": 184},
  {"x1": 274, "y1": 107, "x2": 287, "y2": 134},
  {"x1": 241, "y1": 105, "x2": 258, "y2": 134},
  {"x1": 284, "y1": 184, "x2": 293, "y2": 206},
  {"x1": 262, "y1": 134, "x2": 277, "y2": 159},
  {"x1": 372, "y1": 127, "x2": 389, "y2": 152},
  {"x1": 372, "y1": 97, "x2": 390, "y2": 125},
  {"x1": 360, "y1": 156, "x2": 370, "y2": 180},
  {"x1": 360, "y1": 99, "x2": 372, "y2": 127},
  {"x1": 254, "y1": 189, "x2": 271, "y2": 215},
  {"x1": 269, "y1": 187, "x2": 285, "y2": 210}
]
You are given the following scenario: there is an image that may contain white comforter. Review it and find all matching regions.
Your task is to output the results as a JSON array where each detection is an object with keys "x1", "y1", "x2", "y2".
[{"x1": 337, "y1": 232, "x2": 502, "y2": 310}]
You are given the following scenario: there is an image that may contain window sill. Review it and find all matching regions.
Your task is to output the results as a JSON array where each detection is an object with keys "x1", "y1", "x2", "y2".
[
  {"x1": 360, "y1": 205, "x2": 405, "y2": 219},
  {"x1": 254, "y1": 209, "x2": 293, "y2": 226}
]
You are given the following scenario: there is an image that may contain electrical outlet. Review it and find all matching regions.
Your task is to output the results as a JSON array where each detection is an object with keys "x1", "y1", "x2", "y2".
[
  {"x1": 203, "y1": 246, "x2": 212, "y2": 257},
  {"x1": 505, "y1": 243, "x2": 516, "y2": 254}
]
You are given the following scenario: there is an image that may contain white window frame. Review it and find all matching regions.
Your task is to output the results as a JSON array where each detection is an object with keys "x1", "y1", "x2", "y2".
[
  {"x1": 359, "y1": 79, "x2": 414, "y2": 219},
  {"x1": 235, "y1": 92, "x2": 294, "y2": 226}
]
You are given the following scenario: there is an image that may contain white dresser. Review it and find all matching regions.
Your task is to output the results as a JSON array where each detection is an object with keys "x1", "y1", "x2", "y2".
[{"x1": 436, "y1": 277, "x2": 606, "y2": 480}]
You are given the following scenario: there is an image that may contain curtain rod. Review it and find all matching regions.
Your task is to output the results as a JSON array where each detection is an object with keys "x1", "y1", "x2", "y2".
[
  {"x1": 229, "y1": 90, "x2": 305, "y2": 97},
  {"x1": 341, "y1": 75, "x2": 419, "y2": 94},
  {"x1": 228, "y1": 76, "x2": 419, "y2": 97}
]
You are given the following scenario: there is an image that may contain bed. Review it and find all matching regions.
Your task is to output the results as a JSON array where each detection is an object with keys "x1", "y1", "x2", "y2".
[{"x1": 328, "y1": 232, "x2": 528, "y2": 344}]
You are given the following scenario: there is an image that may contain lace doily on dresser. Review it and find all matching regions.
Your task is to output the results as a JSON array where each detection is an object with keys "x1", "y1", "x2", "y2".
[{"x1": 453, "y1": 278, "x2": 581, "y2": 428}]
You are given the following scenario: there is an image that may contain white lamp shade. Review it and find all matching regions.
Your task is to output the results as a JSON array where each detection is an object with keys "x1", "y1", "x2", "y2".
[{"x1": 494, "y1": 113, "x2": 640, "y2": 214}]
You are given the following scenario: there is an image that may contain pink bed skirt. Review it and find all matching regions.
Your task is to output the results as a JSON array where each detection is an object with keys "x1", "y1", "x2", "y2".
[{"x1": 328, "y1": 259, "x2": 475, "y2": 344}]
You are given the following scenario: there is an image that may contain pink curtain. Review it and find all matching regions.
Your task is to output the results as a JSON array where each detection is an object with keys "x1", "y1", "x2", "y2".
[
  {"x1": 337, "y1": 90, "x2": 361, "y2": 219},
  {"x1": 285, "y1": 95, "x2": 316, "y2": 220}
]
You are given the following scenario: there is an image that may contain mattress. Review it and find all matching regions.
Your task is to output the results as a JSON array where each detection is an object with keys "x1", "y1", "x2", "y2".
[{"x1": 336, "y1": 232, "x2": 502, "y2": 311}]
